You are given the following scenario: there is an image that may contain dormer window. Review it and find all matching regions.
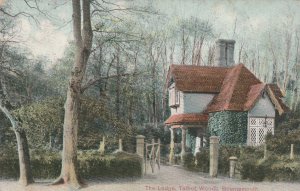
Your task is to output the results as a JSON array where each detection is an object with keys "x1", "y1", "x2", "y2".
[{"x1": 169, "y1": 85, "x2": 180, "y2": 107}]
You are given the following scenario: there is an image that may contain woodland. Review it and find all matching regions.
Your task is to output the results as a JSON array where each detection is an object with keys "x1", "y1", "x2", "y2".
[{"x1": 0, "y1": 0, "x2": 300, "y2": 189}]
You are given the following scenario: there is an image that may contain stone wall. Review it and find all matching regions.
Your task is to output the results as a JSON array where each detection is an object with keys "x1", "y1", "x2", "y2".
[{"x1": 208, "y1": 111, "x2": 248, "y2": 145}]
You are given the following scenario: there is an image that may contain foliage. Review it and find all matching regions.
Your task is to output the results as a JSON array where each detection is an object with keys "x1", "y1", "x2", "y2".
[
  {"x1": 239, "y1": 153, "x2": 300, "y2": 182},
  {"x1": 265, "y1": 114, "x2": 300, "y2": 155},
  {"x1": 13, "y1": 97, "x2": 133, "y2": 150},
  {"x1": 183, "y1": 152, "x2": 195, "y2": 170},
  {"x1": 263, "y1": 156, "x2": 300, "y2": 181},
  {"x1": 208, "y1": 111, "x2": 248, "y2": 145},
  {"x1": 0, "y1": 151, "x2": 143, "y2": 179},
  {"x1": 239, "y1": 158, "x2": 266, "y2": 181},
  {"x1": 218, "y1": 146, "x2": 241, "y2": 175},
  {"x1": 195, "y1": 148, "x2": 209, "y2": 173}
]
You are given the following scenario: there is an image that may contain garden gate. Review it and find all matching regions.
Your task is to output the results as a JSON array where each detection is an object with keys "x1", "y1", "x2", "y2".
[{"x1": 145, "y1": 139, "x2": 161, "y2": 174}]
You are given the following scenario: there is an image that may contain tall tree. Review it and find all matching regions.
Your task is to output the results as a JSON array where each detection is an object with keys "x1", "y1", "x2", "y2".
[
  {"x1": 0, "y1": 4, "x2": 35, "y2": 186},
  {"x1": 53, "y1": 0, "x2": 93, "y2": 188}
]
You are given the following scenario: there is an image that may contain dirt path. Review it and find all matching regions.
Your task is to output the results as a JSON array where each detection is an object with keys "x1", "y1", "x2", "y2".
[{"x1": 0, "y1": 165, "x2": 299, "y2": 191}]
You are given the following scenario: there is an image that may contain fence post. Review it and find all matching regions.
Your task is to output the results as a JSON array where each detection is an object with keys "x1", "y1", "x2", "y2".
[
  {"x1": 209, "y1": 136, "x2": 219, "y2": 178},
  {"x1": 229, "y1": 156, "x2": 238, "y2": 178},
  {"x1": 118, "y1": 138, "x2": 123, "y2": 152},
  {"x1": 99, "y1": 136, "x2": 106, "y2": 155},
  {"x1": 157, "y1": 138, "x2": 161, "y2": 169},
  {"x1": 264, "y1": 143, "x2": 268, "y2": 159},
  {"x1": 290, "y1": 144, "x2": 295, "y2": 160},
  {"x1": 151, "y1": 139, "x2": 155, "y2": 173}
]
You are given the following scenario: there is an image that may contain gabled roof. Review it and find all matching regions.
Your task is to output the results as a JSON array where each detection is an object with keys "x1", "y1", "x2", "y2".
[
  {"x1": 166, "y1": 64, "x2": 289, "y2": 116},
  {"x1": 205, "y1": 64, "x2": 262, "y2": 112},
  {"x1": 266, "y1": 84, "x2": 290, "y2": 115}
]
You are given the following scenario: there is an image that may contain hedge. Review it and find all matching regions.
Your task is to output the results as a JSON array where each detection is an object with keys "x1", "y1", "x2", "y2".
[{"x1": 0, "y1": 151, "x2": 143, "y2": 179}]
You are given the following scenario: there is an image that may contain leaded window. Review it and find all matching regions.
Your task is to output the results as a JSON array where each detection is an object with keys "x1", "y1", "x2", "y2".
[{"x1": 248, "y1": 117, "x2": 274, "y2": 146}]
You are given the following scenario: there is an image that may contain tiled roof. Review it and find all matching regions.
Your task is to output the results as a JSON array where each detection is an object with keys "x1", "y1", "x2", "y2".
[
  {"x1": 166, "y1": 64, "x2": 289, "y2": 116},
  {"x1": 165, "y1": 113, "x2": 209, "y2": 125},
  {"x1": 205, "y1": 64, "x2": 262, "y2": 112},
  {"x1": 166, "y1": 64, "x2": 230, "y2": 93}
]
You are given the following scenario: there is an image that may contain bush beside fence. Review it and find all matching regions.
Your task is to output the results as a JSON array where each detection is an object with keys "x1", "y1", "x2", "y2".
[{"x1": 0, "y1": 151, "x2": 143, "y2": 179}]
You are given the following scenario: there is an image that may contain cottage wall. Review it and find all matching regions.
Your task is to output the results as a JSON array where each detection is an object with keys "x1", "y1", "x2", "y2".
[
  {"x1": 182, "y1": 93, "x2": 215, "y2": 113},
  {"x1": 170, "y1": 92, "x2": 214, "y2": 115},
  {"x1": 248, "y1": 95, "x2": 275, "y2": 117}
]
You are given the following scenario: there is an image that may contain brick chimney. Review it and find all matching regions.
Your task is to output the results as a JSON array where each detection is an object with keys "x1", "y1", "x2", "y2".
[{"x1": 214, "y1": 39, "x2": 236, "y2": 67}]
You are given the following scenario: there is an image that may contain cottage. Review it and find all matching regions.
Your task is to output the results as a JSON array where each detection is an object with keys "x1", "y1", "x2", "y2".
[{"x1": 165, "y1": 39, "x2": 289, "y2": 159}]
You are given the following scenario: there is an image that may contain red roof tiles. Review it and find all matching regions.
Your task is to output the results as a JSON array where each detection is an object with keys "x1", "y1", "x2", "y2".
[
  {"x1": 205, "y1": 64, "x2": 262, "y2": 112},
  {"x1": 166, "y1": 64, "x2": 289, "y2": 117},
  {"x1": 165, "y1": 113, "x2": 209, "y2": 125},
  {"x1": 167, "y1": 64, "x2": 230, "y2": 93}
]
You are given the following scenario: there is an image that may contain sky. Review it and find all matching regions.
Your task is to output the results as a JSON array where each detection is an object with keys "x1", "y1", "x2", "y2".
[{"x1": 5, "y1": 0, "x2": 300, "y2": 63}]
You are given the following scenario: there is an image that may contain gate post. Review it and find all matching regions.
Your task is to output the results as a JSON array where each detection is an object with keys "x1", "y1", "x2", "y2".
[
  {"x1": 136, "y1": 135, "x2": 145, "y2": 157},
  {"x1": 136, "y1": 135, "x2": 145, "y2": 175},
  {"x1": 209, "y1": 136, "x2": 219, "y2": 178}
]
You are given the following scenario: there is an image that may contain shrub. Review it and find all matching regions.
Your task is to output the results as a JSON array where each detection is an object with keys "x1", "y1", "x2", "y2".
[
  {"x1": 0, "y1": 150, "x2": 143, "y2": 179},
  {"x1": 265, "y1": 130, "x2": 300, "y2": 155},
  {"x1": 218, "y1": 146, "x2": 241, "y2": 175},
  {"x1": 261, "y1": 155, "x2": 300, "y2": 182},
  {"x1": 239, "y1": 158, "x2": 266, "y2": 181},
  {"x1": 183, "y1": 152, "x2": 195, "y2": 170},
  {"x1": 195, "y1": 149, "x2": 209, "y2": 173}
]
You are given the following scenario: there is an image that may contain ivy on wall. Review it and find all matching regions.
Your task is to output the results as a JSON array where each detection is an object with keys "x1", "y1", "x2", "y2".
[{"x1": 208, "y1": 111, "x2": 248, "y2": 145}]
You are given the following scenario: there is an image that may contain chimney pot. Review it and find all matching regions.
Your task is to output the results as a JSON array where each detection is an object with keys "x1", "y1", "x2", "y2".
[{"x1": 214, "y1": 39, "x2": 235, "y2": 67}]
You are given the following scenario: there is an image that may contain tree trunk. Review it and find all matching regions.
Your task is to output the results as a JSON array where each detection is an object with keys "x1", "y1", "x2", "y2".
[
  {"x1": 53, "y1": 0, "x2": 93, "y2": 188},
  {"x1": 0, "y1": 103, "x2": 33, "y2": 186},
  {"x1": 15, "y1": 129, "x2": 34, "y2": 186},
  {"x1": 115, "y1": 47, "x2": 121, "y2": 118}
]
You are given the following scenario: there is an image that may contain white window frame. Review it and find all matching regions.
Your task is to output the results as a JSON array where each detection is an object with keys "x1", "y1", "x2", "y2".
[
  {"x1": 175, "y1": 88, "x2": 180, "y2": 106},
  {"x1": 169, "y1": 86, "x2": 180, "y2": 107},
  {"x1": 248, "y1": 117, "x2": 274, "y2": 146}
]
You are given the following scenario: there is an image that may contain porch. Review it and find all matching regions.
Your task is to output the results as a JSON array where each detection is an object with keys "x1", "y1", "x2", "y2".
[{"x1": 165, "y1": 113, "x2": 209, "y2": 164}]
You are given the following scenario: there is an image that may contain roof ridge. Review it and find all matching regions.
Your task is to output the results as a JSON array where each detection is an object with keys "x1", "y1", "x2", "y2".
[{"x1": 170, "y1": 64, "x2": 234, "y2": 69}]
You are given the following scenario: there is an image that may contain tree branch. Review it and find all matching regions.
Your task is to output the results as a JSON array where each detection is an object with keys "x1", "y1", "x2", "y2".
[
  {"x1": 81, "y1": 73, "x2": 135, "y2": 93},
  {"x1": 0, "y1": 8, "x2": 39, "y2": 24}
]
